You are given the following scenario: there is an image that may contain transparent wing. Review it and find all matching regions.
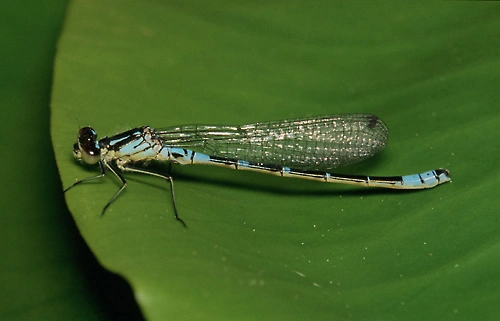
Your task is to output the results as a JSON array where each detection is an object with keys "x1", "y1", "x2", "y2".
[{"x1": 154, "y1": 114, "x2": 388, "y2": 170}]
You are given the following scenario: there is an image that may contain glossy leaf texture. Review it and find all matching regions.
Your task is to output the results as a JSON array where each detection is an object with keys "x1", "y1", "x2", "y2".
[{"x1": 51, "y1": 1, "x2": 500, "y2": 320}]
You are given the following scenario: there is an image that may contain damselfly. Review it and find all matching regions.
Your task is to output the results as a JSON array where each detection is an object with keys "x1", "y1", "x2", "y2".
[{"x1": 64, "y1": 114, "x2": 450, "y2": 227}]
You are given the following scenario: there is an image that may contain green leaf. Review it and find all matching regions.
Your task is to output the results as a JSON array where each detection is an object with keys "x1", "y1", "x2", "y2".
[
  {"x1": 1, "y1": 1, "x2": 143, "y2": 320},
  {"x1": 52, "y1": 1, "x2": 500, "y2": 320}
]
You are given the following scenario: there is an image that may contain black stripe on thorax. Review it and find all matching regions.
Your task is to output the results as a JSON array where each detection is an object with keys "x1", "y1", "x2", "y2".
[{"x1": 99, "y1": 127, "x2": 147, "y2": 151}]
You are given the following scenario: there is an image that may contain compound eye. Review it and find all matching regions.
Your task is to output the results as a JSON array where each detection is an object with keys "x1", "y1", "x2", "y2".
[
  {"x1": 81, "y1": 144, "x2": 100, "y2": 164},
  {"x1": 78, "y1": 127, "x2": 97, "y2": 145},
  {"x1": 77, "y1": 127, "x2": 101, "y2": 165}
]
